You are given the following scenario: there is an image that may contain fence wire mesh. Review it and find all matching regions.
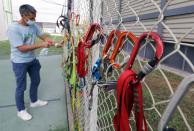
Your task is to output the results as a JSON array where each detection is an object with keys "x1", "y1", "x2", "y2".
[{"x1": 64, "y1": 0, "x2": 194, "y2": 131}]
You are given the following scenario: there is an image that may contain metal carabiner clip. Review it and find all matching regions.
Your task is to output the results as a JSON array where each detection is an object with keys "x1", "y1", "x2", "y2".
[
  {"x1": 125, "y1": 32, "x2": 164, "y2": 82},
  {"x1": 110, "y1": 31, "x2": 138, "y2": 69},
  {"x1": 83, "y1": 23, "x2": 103, "y2": 48},
  {"x1": 102, "y1": 30, "x2": 121, "y2": 59},
  {"x1": 70, "y1": 12, "x2": 80, "y2": 26},
  {"x1": 56, "y1": 15, "x2": 70, "y2": 33},
  {"x1": 100, "y1": 30, "x2": 121, "y2": 76},
  {"x1": 76, "y1": 14, "x2": 80, "y2": 26},
  {"x1": 77, "y1": 23, "x2": 103, "y2": 78}
]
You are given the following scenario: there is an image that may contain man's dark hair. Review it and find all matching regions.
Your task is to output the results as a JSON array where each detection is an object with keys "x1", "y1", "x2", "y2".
[{"x1": 19, "y1": 4, "x2": 36, "y2": 16}]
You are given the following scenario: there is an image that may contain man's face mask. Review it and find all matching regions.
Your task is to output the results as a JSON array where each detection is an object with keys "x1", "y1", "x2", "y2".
[
  {"x1": 23, "y1": 14, "x2": 36, "y2": 26},
  {"x1": 26, "y1": 19, "x2": 35, "y2": 26}
]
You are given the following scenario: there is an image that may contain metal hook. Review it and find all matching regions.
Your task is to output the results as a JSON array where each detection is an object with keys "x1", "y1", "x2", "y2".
[{"x1": 125, "y1": 32, "x2": 164, "y2": 82}]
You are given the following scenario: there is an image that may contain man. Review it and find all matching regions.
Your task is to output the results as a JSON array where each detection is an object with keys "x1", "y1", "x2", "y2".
[{"x1": 7, "y1": 4, "x2": 54, "y2": 121}]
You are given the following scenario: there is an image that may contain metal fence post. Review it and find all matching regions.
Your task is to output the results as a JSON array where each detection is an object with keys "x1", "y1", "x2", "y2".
[{"x1": 158, "y1": 74, "x2": 194, "y2": 131}]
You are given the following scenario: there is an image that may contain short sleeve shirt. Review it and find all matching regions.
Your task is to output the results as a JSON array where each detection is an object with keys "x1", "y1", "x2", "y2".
[{"x1": 7, "y1": 22, "x2": 44, "y2": 63}]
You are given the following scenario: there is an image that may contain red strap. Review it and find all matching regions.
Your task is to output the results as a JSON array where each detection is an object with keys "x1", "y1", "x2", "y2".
[
  {"x1": 77, "y1": 23, "x2": 102, "y2": 78},
  {"x1": 77, "y1": 41, "x2": 89, "y2": 77},
  {"x1": 113, "y1": 70, "x2": 148, "y2": 131}
]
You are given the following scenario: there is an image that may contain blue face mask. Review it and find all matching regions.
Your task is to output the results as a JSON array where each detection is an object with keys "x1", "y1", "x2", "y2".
[{"x1": 27, "y1": 20, "x2": 35, "y2": 26}]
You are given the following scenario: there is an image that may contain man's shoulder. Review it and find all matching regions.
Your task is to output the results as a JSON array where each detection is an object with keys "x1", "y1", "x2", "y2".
[
  {"x1": 33, "y1": 23, "x2": 41, "y2": 29},
  {"x1": 8, "y1": 22, "x2": 20, "y2": 31},
  {"x1": 9, "y1": 22, "x2": 20, "y2": 27}
]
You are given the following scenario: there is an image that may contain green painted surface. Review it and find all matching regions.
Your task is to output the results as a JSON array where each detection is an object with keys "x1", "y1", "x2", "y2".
[{"x1": 0, "y1": 55, "x2": 68, "y2": 131}]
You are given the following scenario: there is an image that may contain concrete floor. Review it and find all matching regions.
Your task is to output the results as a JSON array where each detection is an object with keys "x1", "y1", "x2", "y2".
[{"x1": 0, "y1": 55, "x2": 68, "y2": 131}]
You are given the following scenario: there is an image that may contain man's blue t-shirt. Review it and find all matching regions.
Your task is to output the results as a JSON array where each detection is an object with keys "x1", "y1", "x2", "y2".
[{"x1": 7, "y1": 22, "x2": 44, "y2": 63}]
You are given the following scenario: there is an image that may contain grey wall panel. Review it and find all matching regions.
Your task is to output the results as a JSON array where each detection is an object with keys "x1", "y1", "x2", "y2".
[
  {"x1": 102, "y1": 0, "x2": 112, "y2": 22},
  {"x1": 123, "y1": 19, "x2": 158, "y2": 37},
  {"x1": 163, "y1": 14, "x2": 194, "y2": 43},
  {"x1": 92, "y1": 0, "x2": 103, "y2": 23},
  {"x1": 167, "y1": 0, "x2": 194, "y2": 10},
  {"x1": 164, "y1": 1, "x2": 194, "y2": 43},
  {"x1": 122, "y1": 40, "x2": 134, "y2": 53},
  {"x1": 142, "y1": 44, "x2": 155, "y2": 59},
  {"x1": 121, "y1": 0, "x2": 160, "y2": 18},
  {"x1": 182, "y1": 46, "x2": 194, "y2": 73},
  {"x1": 102, "y1": 0, "x2": 120, "y2": 22},
  {"x1": 161, "y1": 43, "x2": 184, "y2": 70},
  {"x1": 104, "y1": 24, "x2": 118, "y2": 33}
]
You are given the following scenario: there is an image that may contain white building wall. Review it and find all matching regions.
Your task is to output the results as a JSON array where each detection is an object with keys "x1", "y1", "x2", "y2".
[
  {"x1": 12, "y1": 0, "x2": 66, "y2": 23},
  {"x1": 0, "y1": 0, "x2": 9, "y2": 41}
]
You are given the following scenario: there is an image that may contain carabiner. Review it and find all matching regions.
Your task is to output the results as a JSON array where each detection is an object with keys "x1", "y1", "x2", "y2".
[
  {"x1": 70, "y1": 12, "x2": 80, "y2": 26},
  {"x1": 70, "y1": 12, "x2": 76, "y2": 21},
  {"x1": 125, "y1": 32, "x2": 164, "y2": 81},
  {"x1": 102, "y1": 30, "x2": 121, "y2": 59},
  {"x1": 77, "y1": 23, "x2": 103, "y2": 78},
  {"x1": 76, "y1": 14, "x2": 80, "y2": 26},
  {"x1": 110, "y1": 31, "x2": 137, "y2": 69},
  {"x1": 56, "y1": 15, "x2": 70, "y2": 33},
  {"x1": 83, "y1": 23, "x2": 103, "y2": 48}
]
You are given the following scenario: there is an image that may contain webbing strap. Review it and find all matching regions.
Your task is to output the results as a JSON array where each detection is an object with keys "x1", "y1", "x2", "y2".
[
  {"x1": 77, "y1": 41, "x2": 89, "y2": 77},
  {"x1": 77, "y1": 23, "x2": 102, "y2": 78},
  {"x1": 113, "y1": 70, "x2": 148, "y2": 131}
]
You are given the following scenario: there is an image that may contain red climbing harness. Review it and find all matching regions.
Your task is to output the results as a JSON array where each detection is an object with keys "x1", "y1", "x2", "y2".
[
  {"x1": 77, "y1": 23, "x2": 102, "y2": 78},
  {"x1": 114, "y1": 32, "x2": 164, "y2": 131}
]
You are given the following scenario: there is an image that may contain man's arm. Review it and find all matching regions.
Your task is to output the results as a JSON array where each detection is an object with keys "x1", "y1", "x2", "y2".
[
  {"x1": 34, "y1": 23, "x2": 54, "y2": 45},
  {"x1": 17, "y1": 42, "x2": 49, "y2": 52},
  {"x1": 39, "y1": 34, "x2": 54, "y2": 45}
]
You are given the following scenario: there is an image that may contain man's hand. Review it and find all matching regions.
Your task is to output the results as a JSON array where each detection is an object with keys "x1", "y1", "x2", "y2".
[
  {"x1": 46, "y1": 39, "x2": 54, "y2": 46},
  {"x1": 40, "y1": 41, "x2": 50, "y2": 48},
  {"x1": 54, "y1": 40, "x2": 64, "y2": 48},
  {"x1": 44, "y1": 37, "x2": 54, "y2": 46},
  {"x1": 39, "y1": 35, "x2": 54, "y2": 46}
]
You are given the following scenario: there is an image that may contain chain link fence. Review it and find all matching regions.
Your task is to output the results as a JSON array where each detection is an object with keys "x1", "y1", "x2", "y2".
[{"x1": 64, "y1": 0, "x2": 194, "y2": 131}]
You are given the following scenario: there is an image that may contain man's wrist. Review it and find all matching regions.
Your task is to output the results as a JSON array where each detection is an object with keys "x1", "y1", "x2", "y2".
[{"x1": 35, "y1": 43, "x2": 44, "y2": 48}]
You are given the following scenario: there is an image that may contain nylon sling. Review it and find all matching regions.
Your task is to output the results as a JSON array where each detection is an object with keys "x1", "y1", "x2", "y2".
[{"x1": 113, "y1": 70, "x2": 148, "y2": 131}]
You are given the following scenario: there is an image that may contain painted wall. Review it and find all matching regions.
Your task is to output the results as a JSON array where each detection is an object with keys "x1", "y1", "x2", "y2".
[{"x1": 0, "y1": 0, "x2": 7, "y2": 41}]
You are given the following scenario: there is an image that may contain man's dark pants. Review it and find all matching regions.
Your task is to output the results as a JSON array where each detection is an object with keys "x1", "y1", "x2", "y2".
[{"x1": 12, "y1": 59, "x2": 41, "y2": 111}]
